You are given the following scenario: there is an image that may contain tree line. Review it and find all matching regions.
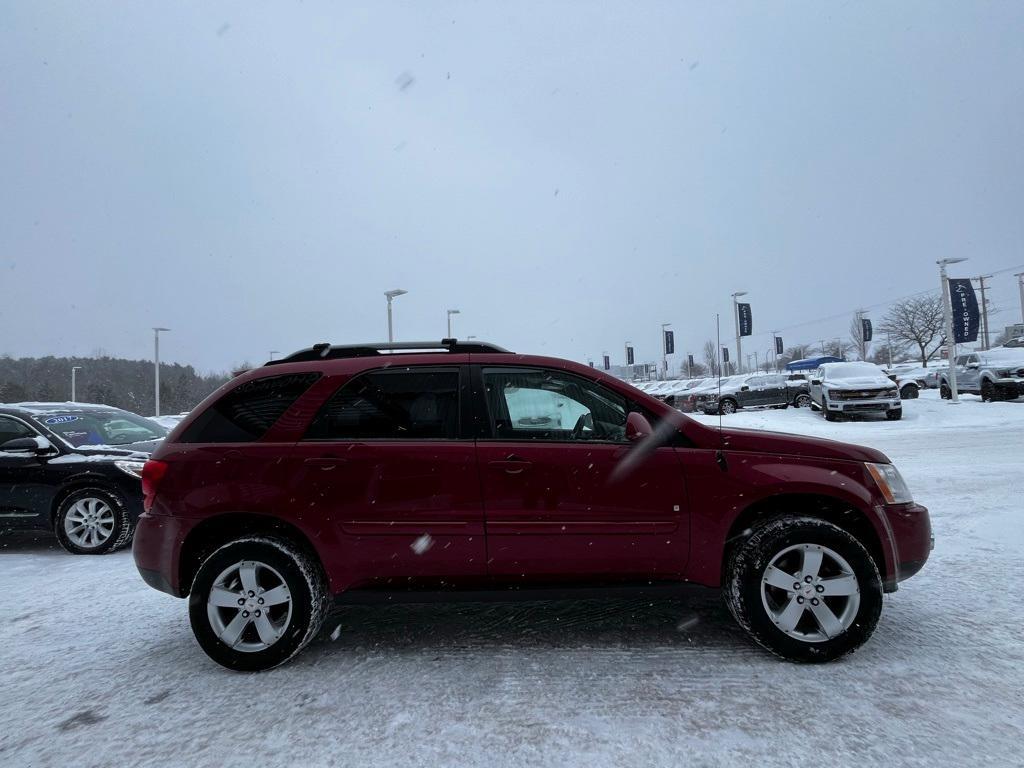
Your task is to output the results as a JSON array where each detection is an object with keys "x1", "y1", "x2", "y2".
[{"x1": 0, "y1": 355, "x2": 231, "y2": 416}]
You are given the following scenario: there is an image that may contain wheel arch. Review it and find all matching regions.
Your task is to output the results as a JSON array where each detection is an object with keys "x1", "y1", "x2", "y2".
[
  {"x1": 50, "y1": 477, "x2": 127, "y2": 526},
  {"x1": 721, "y1": 493, "x2": 890, "y2": 592},
  {"x1": 177, "y1": 512, "x2": 327, "y2": 598}
]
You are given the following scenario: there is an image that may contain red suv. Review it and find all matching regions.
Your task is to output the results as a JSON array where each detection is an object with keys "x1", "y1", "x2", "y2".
[{"x1": 133, "y1": 340, "x2": 931, "y2": 671}]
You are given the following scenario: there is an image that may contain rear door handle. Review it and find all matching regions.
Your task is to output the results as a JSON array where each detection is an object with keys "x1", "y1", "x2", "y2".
[{"x1": 304, "y1": 457, "x2": 345, "y2": 470}]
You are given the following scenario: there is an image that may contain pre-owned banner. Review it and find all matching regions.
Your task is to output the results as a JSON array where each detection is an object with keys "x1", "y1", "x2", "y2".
[
  {"x1": 722, "y1": 347, "x2": 730, "y2": 363},
  {"x1": 738, "y1": 303, "x2": 753, "y2": 336},
  {"x1": 664, "y1": 330, "x2": 675, "y2": 355},
  {"x1": 862, "y1": 318, "x2": 873, "y2": 342},
  {"x1": 774, "y1": 336, "x2": 784, "y2": 355},
  {"x1": 625, "y1": 346, "x2": 634, "y2": 365},
  {"x1": 948, "y1": 278, "x2": 980, "y2": 343},
  {"x1": 602, "y1": 355, "x2": 610, "y2": 371}
]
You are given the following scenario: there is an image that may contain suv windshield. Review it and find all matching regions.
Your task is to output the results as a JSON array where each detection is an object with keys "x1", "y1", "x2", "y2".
[{"x1": 33, "y1": 411, "x2": 168, "y2": 448}]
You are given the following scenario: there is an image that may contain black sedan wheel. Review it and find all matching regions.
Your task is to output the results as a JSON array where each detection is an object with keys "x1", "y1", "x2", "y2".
[
  {"x1": 719, "y1": 399, "x2": 738, "y2": 415},
  {"x1": 794, "y1": 394, "x2": 812, "y2": 408},
  {"x1": 54, "y1": 487, "x2": 132, "y2": 555}
]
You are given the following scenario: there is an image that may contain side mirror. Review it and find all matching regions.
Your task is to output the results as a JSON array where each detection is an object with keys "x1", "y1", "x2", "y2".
[
  {"x1": 625, "y1": 411, "x2": 653, "y2": 442},
  {"x1": 740, "y1": 386, "x2": 750, "y2": 392},
  {"x1": 810, "y1": 379, "x2": 821, "y2": 386},
  {"x1": 966, "y1": 362, "x2": 979, "y2": 369},
  {"x1": 1, "y1": 436, "x2": 52, "y2": 454}
]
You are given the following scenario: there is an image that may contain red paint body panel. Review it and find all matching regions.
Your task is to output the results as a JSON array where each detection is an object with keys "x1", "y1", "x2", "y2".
[{"x1": 133, "y1": 349, "x2": 931, "y2": 600}]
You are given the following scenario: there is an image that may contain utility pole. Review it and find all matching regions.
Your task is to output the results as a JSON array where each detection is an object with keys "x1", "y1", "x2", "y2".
[
  {"x1": 71, "y1": 366, "x2": 82, "y2": 402},
  {"x1": 1015, "y1": 272, "x2": 1024, "y2": 324},
  {"x1": 268, "y1": 350, "x2": 279, "y2": 361},
  {"x1": 938, "y1": 258, "x2": 967, "y2": 403},
  {"x1": 446, "y1": 308, "x2": 460, "y2": 337},
  {"x1": 886, "y1": 331, "x2": 893, "y2": 368},
  {"x1": 732, "y1": 291, "x2": 747, "y2": 375},
  {"x1": 384, "y1": 289, "x2": 407, "y2": 343},
  {"x1": 153, "y1": 327, "x2": 170, "y2": 416},
  {"x1": 974, "y1": 275, "x2": 993, "y2": 350}
]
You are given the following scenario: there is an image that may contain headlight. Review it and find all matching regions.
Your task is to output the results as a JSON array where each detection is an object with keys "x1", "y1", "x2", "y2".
[
  {"x1": 885, "y1": 388, "x2": 898, "y2": 398},
  {"x1": 865, "y1": 462, "x2": 913, "y2": 505},
  {"x1": 114, "y1": 460, "x2": 146, "y2": 479}
]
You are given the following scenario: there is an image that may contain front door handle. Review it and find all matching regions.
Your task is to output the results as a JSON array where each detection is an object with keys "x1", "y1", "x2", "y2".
[
  {"x1": 304, "y1": 457, "x2": 345, "y2": 470},
  {"x1": 488, "y1": 456, "x2": 532, "y2": 475}
]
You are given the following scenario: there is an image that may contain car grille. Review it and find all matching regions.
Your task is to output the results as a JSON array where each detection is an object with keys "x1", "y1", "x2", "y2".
[{"x1": 830, "y1": 388, "x2": 889, "y2": 401}]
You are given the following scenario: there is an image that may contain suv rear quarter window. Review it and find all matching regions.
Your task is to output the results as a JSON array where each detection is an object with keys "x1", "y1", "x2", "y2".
[{"x1": 179, "y1": 372, "x2": 320, "y2": 443}]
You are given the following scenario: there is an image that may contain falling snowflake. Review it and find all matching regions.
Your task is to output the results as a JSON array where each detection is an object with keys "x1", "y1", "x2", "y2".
[{"x1": 410, "y1": 534, "x2": 434, "y2": 555}]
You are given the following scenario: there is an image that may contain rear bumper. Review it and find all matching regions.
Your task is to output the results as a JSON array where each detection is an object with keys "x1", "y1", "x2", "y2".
[{"x1": 132, "y1": 512, "x2": 198, "y2": 597}]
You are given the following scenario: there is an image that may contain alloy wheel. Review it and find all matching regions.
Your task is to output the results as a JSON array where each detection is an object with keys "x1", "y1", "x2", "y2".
[
  {"x1": 760, "y1": 543, "x2": 860, "y2": 643},
  {"x1": 206, "y1": 560, "x2": 294, "y2": 652},
  {"x1": 63, "y1": 498, "x2": 116, "y2": 549}
]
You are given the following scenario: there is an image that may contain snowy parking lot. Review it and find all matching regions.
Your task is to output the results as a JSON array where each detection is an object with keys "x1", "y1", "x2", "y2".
[{"x1": 1, "y1": 391, "x2": 1022, "y2": 768}]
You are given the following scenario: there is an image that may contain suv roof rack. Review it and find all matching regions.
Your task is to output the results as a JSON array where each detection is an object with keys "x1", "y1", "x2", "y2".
[{"x1": 265, "y1": 339, "x2": 512, "y2": 365}]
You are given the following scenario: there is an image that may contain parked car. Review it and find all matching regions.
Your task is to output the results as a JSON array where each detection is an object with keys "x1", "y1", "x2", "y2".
[
  {"x1": 0, "y1": 403, "x2": 167, "y2": 553},
  {"x1": 883, "y1": 364, "x2": 940, "y2": 398},
  {"x1": 938, "y1": 348, "x2": 1024, "y2": 401},
  {"x1": 698, "y1": 374, "x2": 795, "y2": 415},
  {"x1": 133, "y1": 340, "x2": 931, "y2": 671},
  {"x1": 808, "y1": 362, "x2": 902, "y2": 421},
  {"x1": 785, "y1": 374, "x2": 814, "y2": 408}
]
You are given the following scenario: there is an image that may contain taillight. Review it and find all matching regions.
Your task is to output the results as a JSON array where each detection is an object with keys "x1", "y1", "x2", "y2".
[{"x1": 141, "y1": 459, "x2": 169, "y2": 513}]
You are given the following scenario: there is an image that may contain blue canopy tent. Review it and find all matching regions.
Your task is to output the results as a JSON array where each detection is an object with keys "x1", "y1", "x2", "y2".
[{"x1": 786, "y1": 356, "x2": 843, "y2": 372}]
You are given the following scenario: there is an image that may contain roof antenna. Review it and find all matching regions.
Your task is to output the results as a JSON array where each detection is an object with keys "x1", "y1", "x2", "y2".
[{"x1": 716, "y1": 313, "x2": 728, "y2": 471}]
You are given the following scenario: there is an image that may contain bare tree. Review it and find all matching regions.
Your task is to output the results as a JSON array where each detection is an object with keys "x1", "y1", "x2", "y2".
[
  {"x1": 702, "y1": 339, "x2": 719, "y2": 376},
  {"x1": 880, "y1": 294, "x2": 946, "y2": 366}
]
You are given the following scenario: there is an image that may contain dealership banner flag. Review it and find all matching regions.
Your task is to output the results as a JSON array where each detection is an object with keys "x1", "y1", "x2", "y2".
[
  {"x1": 602, "y1": 354, "x2": 610, "y2": 370},
  {"x1": 687, "y1": 353, "x2": 694, "y2": 369},
  {"x1": 862, "y1": 318, "x2": 873, "y2": 342},
  {"x1": 774, "y1": 336, "x2": 784, "y2": 355},
  {"x1": 948, "y1": 278, "x2": 980, "y2": 343},
  {"x1": 664, "y1": 330, "x2": 675, "y2": 355},
  {"x1": 738, "y1": 303, "x2": 753, "y2": 336},
  {"x1": 722, "y1": 347, "x2": 730, "y2": 363},
  {"x1": 625, "y1": 346, "x2": 634, "y2": 365}
]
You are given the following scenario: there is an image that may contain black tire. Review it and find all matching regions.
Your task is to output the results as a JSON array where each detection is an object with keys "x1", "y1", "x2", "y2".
[
  {"x1": 189, "y1": 537, "x2": 329, "y2": 672},
  {"x1": 940, "y1": 382, "x2": 951, "y2": 400},
  {"x1": 794, "y1": 394, "x2": 812, "y2": 409},
  {"x1": 886, "y1": 408, "x2": 903, "y2": 421},
  {"x1": 900, "y1": 384, "x2": 919, "y2": 400},
  {"x1": 719, "y1": 399, "x2": 738, "y2": 415},
  {"x1": 54, "y1": 487, "x2": 132, "y2": 555},
  {"x1": 724, "y1": 516, "x2": 883, "y2": 663},
  {"x1": 809, "y1": 399, "x2": 821, "y2": 412},
  {"x1": 980, "y1": 380, "x2": 996, "y2": 403},
  {"x1": 824, "y1": 407, "x2": 840, "y2": 422}
]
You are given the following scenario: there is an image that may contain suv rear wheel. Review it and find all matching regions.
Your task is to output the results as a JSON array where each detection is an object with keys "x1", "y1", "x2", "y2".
[
  {"x1": 724, "y1": 517, "x2": 882, "y2": 662},
  {"x1": 189, "y1": 537, "x2": 329, "y2": 671},
  {"x1": 719, "y1": 398, "x2": 738, "y2": 415},
  {"x1": 940, "y1": 382, "x2": 951, "y2": 399}
]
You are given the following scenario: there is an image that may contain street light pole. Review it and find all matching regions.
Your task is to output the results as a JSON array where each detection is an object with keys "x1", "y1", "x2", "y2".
[
  {"x1": 938, "y1": 258, "x2": 967, "y2": 404},
  {"x1": 71, "y1": 366, "x2": 82, "y2": 402},
  {"x1": 446, "y1": 308, "x2": 461, "y2": 338},
  {"x1": 732, "y1": 291, "x2": 747, "y2": 374},
  {"x1": 974, "y1": 275, "x2": 992, "y2": 350},
  {"x1": 384, "y1": 289, "x2": 408, "y2": 343},
  {"x1": 268, "y1": 350, "x2": 279, "y2": 361},
  {"x1": 153, "y1": 327, "x2": 170, "y2": 416},
  {"x1": 1015, "y1": 272, "x2": 1024, "y2": 324}
]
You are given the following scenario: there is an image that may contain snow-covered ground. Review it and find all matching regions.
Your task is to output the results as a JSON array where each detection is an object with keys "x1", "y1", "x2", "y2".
[{"x1": 2, "y1": 390, "x2": 1022, "y2": 767}]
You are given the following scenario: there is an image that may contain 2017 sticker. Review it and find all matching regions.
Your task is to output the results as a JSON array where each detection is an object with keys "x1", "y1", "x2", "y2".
[{"x1": 44, "y1": 415, "x2": 80, "y2": 425}]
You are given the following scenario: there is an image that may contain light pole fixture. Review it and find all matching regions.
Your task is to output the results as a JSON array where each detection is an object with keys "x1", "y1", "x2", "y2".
[
  {"x1": 268, "y1": 350, "x2": 279, "y2": 361},
  {"x1": 384, "y1": 289, "x2": 408, "y2": 343},
  {"x1": 71, "y1": 366, "x2": 82, "y2": 402},
  {"x1": 153, "y1": 327, "x2": 171, "y2": 416},
  {"x1": 446, "y1": 308, "x2": 461, "y2": 338},
  {"x1": 732, "y1": 291, "x2": 747, "y2": 374},
  {"x1": 937, "y1": 258, "x2": 967, "y2": 403}
]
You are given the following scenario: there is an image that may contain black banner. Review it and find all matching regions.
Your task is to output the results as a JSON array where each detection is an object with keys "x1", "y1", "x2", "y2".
[
  {"x1": 722, "y1": 347, "x2": 730, "y2": 363},
  {"x1": 774, "y1": 336, "x2": 784, "y2": 355},
  {"x1": 625, "y1": 346, "x2": 634, "y2": 365},
  {"x1": 737, "y1": 303, "x2": 753, "y2": 336},
  {"x1": 687, "y1": 353, "x2": 694, "y2": 370},
  {"x1": 949, "y1": 278, "x2": 980, "y2": 343},
  {"x1": 862, "y1": 318, "x2": 873, "y2": 342},
  {"x1": 664, "y1": 330, "x2": 675, "y2": 355},
  {"x1": 602, "y1": 354, "x2": 610, "y2": 371}
]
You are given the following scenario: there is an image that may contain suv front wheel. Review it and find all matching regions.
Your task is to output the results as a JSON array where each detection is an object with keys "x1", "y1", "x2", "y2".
[
  {"x1": 189, "y1": 537, "x2": 329, "y2": 671},
  {"x1": 725, "y1": 517, "x2": 882, "y2": 662}
]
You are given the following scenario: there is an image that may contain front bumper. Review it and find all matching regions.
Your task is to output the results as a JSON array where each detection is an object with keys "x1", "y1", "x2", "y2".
[
  {"x1": 992, "y1": 378, "x2": 1024, "y2": 398},
  {"x1": 824, "y1": 396, "x2": 901, "y2": 413},
  {"x1": 882, "y1": 502, "x2": 932, "y2": 590}
]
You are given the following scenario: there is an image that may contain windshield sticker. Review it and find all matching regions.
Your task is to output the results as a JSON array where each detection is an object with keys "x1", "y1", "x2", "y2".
[{"x1": 44, "y1": 415, "x2": 80, "y2": 425}]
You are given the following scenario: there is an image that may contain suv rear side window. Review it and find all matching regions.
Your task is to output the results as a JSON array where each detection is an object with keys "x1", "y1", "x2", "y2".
[
  {"x1": 305, "y1": 368, "x2": 459, "y2": 441},
  {"x1": 180, "y1": 373, "x2": 320, "y2": 443}
]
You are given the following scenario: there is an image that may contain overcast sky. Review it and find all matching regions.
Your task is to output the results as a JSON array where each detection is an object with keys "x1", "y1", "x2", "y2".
[{"x1": 2, "y1": 1, "x2": 1023, "y2": 373}]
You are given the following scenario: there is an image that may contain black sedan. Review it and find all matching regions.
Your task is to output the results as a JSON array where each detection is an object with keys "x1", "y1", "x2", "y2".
[{"x1": 0, "y1": 403, "x2": 168, "y2": 554}]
